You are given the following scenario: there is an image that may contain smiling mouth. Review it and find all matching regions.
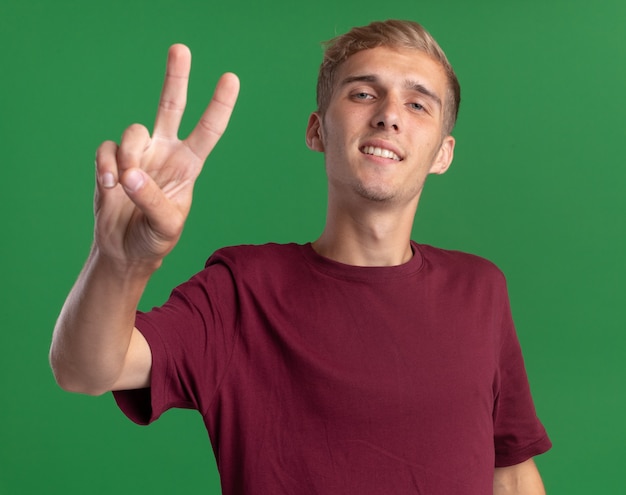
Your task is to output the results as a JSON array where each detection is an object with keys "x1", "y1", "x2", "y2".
[{"x1": 360, "y1": 146, "x2": 402, "y2": 161}]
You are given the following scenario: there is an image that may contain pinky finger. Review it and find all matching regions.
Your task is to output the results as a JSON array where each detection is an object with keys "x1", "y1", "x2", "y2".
[{"x1": 95, "y1": 140, "x2": 120, "y2": 189}]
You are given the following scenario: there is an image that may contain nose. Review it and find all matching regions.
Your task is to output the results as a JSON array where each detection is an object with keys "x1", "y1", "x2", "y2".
[{"x1": 371, "y1": 96, "x2": 401, "y2": 131}]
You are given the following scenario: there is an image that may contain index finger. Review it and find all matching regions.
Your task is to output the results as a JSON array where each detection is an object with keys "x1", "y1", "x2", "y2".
[
  {"x1": 185, "y1": 72, "x2": 240, "y2": 160},
  {"x1": 153, "y1": 44, "x2": 192, "y2": 139}
]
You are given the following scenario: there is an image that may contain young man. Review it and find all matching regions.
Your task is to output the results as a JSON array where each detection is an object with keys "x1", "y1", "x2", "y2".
[{"x1": 51, "y1": 20, "x2": 551, "y2": 494}]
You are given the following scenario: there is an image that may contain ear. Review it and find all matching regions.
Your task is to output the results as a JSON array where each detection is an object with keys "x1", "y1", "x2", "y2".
[
  {"x1": 305, "y1": 112, "x2": 325, "y2": 152},
  {"x1": 429, "y1": 135, "x2": 455, "y2": 175}
]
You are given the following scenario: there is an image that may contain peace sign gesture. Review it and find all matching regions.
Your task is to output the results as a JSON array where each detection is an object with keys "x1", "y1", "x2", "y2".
[{"x1": 94, "y1": 44, "x2": 239, "y2": 268}]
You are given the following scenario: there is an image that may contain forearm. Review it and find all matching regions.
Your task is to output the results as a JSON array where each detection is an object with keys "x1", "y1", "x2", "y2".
[
  {"x1": 493, "y1": 458, "x2": 546, "y2": 495},
  {"x1": 51, "y1": 44, "x2": 238, "y2": 396},
  {"x1": 50, "y1": 246, "x2": 157, "y2": 395}
]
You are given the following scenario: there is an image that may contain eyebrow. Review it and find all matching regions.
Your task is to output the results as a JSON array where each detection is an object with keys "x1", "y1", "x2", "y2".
[{"x1": 340, "y1": 74, "x2": 442, "y2": 108}]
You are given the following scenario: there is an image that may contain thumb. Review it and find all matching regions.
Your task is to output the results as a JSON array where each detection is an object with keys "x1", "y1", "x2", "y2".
[
  {"x1": 121, "y1": 168, "x2": 147, "y2": 194},
  {"x1": 120, "y1": 168, "x2": 184, "y2": 238}
]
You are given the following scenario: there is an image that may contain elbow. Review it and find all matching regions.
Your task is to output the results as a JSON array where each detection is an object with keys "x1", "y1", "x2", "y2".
[
  {"x1": 49, "y1": 348, "x2": 109, "y2": 397},
  {"x1": 52, "y1": 373, "x2": 109, "y2": 397},
  {"x1": 493, "y1": 458, "x2": 546, "y2": 495}
]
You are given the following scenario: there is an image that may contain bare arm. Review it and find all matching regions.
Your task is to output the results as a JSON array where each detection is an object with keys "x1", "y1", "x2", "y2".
[
  {"x1": 493, "y1": 458, "x2": 546, "y2": 495},
  {"x1": 50, "y1": 45, "x2": 239, "y2": 396}
]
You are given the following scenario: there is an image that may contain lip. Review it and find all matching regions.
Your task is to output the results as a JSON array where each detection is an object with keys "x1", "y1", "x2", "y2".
[{"x1": 359, "y1": 139, "x2": 404, "y2": 161}]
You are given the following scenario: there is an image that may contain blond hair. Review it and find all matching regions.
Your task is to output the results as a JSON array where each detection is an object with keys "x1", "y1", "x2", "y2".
[{"x1": 316, "y1": 20, "x2": 461, "y2": 135}]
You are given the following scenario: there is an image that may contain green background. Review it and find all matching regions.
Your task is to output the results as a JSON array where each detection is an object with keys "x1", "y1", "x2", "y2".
[{"x1": 1, "y1": 0, "x2": 624, "y2": 493}]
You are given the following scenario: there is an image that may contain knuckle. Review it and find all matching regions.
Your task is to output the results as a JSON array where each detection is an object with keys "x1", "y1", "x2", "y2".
[
  {"x1": 118, "y1": 124, "x2": 151, "y2": 168},
  {"x1": 95, "y1": 141, "x2": 118, "y2": 171},
  {"x1": 144, "y1": 183, "x2": 163, "y2": 209},
  {"x1": 115, "y1": 146, "x2": 132, "y2": 166},
  {"x1": 197, "y1": 116, "x2": 224, "y2": 138},
  {"x1": 159, "y1": 97, "x2": 184, "y2": 113},
  {"x1": 122, "y1": 123, "x2": 149, "y2": 140}
]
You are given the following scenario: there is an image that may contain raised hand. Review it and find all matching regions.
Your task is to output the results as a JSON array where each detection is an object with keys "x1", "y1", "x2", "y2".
[{"x1": 94, "y1": 44, "x2": 240, "y2": 267}]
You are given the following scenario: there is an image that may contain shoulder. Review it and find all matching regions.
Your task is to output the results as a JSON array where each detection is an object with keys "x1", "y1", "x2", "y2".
[
  {"x1": 203, "y1": 243, "x2": 306, "y2": 281},
  {"x1": 415, "y1": 244, "x2": 514, "y2": 317},
  {"x1": 170, "y1": 243, "x2": 305, "y2": 304},
  {"x1": 416, "y1": 243, "x2": 507, "y2": 284}
]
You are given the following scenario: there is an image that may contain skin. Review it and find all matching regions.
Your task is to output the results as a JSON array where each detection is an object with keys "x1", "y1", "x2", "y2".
[
  {"x1": 50, "y1": 43, "x2": 546, "y2": 494},
  {"x1": 494, "y1": 459, "x2": 547, "y2": 495},
  {"x1": 49, "y1": 45, "x2": 239, "y2": 394},
  {"x1": 306, "y1": 47, "x2": 454, "y2": 266}
]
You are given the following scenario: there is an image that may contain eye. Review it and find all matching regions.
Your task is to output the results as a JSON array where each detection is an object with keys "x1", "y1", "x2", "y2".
[
  {"x1": 352, "y1": 92, "x2": 374, "y2": 101},
  {"x1": 409, "y1": 102, "x2": 425, "y2": 111}
]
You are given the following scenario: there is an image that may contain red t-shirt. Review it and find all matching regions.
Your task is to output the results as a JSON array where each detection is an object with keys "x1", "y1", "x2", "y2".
[{"x1": 115, "y1": 242, "x2": 551, "y2": 494}]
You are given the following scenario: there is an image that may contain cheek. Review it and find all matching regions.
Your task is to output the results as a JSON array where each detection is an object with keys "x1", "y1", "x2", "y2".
[{"x1": 320, "y1": 124, "x2": 342, "y2": 152}]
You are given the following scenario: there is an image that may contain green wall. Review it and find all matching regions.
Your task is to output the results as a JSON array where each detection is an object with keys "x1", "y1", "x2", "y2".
[{"x1": 1, "y1": 0, "x2": 624, "y2": 493}]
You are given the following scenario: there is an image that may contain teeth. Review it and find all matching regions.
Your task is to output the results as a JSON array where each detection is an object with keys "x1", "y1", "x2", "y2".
[{"x1": 362, "y1": 146, "x2": 401, "y2": 161}]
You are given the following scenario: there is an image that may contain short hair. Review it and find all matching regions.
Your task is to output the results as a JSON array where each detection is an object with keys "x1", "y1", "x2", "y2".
[{"x1": 316, "y1": 19, "x2": 461, "y2": 136}]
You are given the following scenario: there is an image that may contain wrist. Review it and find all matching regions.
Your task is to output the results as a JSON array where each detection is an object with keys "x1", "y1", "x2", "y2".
[{"x1": 88, "y1": 244, "x2": 162, "y2": 281}]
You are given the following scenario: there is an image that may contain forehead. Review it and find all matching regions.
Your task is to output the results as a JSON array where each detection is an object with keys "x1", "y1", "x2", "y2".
[{"x1": 334, "y1": 46, "x2": 448, "y2": 96}]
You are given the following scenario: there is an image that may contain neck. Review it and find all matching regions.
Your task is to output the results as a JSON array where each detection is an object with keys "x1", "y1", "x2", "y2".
[{"x1": 313, "y1": 196, "x2": 419, "y2": 267}]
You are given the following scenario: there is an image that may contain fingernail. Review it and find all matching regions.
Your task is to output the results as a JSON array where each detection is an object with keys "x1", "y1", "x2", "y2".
[
  {"x1": 124, "y1": 169, "x2": 144, "y2": 192},
  {"x1": 101, "y1": 172, "x2": 116, "y2": 188}
]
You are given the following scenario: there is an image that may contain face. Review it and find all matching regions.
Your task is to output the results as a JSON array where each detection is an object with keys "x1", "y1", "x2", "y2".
[{"x1": 306, "y1": 46, "x2": 455, "y2": 207}]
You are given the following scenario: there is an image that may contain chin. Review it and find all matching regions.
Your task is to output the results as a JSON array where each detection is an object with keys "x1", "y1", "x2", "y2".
[{"x1": 354, "y1": 184, "x2": 396, "y2": 203}]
